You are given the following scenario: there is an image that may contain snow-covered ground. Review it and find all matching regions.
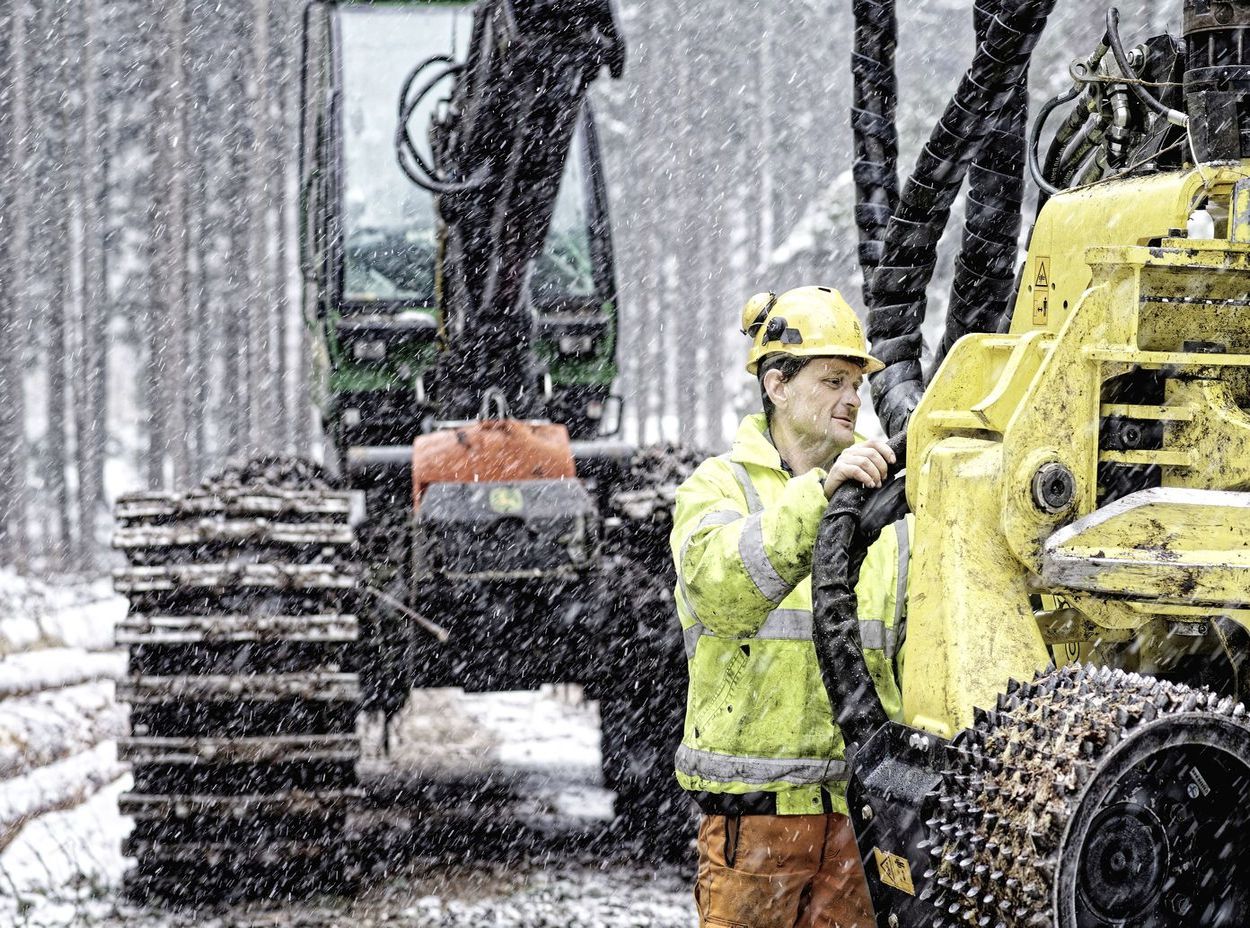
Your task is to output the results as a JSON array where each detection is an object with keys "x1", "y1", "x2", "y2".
[{"x1": 0, "y1": 571, "x2": 698, "y2": 927}]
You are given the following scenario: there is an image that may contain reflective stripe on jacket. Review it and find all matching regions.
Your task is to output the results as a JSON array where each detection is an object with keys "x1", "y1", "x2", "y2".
[{"x1": 671, "y1": 413, "x2": 908, "y2": 816}]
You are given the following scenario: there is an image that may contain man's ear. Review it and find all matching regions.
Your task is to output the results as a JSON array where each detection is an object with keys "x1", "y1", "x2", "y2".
[{"x1": 762, "y1": 367, "x2": 787, "y2": 409}]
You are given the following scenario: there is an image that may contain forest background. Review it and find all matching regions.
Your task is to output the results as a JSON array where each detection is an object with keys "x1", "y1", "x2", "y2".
[{"x1": 0, "y1": 0, "x2": 1178, "y2": 571}]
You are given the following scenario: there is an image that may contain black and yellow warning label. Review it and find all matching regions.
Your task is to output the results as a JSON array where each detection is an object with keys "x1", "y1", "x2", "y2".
[
  {"x1": 1032, "y1": 256, "x2": 1051, "y2": 325},
  {"x1": 873, "y1": 847, "x2": 916, "y2": 896}
]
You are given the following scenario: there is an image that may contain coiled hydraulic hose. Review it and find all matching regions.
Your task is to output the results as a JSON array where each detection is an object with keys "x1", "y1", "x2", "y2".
[
  {"x1": 810, "y1": 434, "x2": 908, "y2": 757},
  {"x1": 851, "y1": 0, "x2": 901, "y2": 301},
  {"x1": 934, "y1": 0, "x2": 1029, "y2": 373},
  {"x1": 867, "y1": 0, "x2": 1058, "y2": 439}
]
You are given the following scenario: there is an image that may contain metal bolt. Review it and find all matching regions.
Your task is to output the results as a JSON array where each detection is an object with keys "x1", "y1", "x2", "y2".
[
  {"x1": 888, "y1": 914, "x2": 900, "y2": 928},
  {"x1": 1187, "y1": 782, "x2": 1201, "y2": 800},
  {"x1": 1032, "y1": 462, "x2": 1076, "y2": 514},
  {"x1": 861, "y1": 804, "x2": 874, "y2": 821},
  {"x1": 908, "y1": 731, "x2": 931, "y2": 751}
]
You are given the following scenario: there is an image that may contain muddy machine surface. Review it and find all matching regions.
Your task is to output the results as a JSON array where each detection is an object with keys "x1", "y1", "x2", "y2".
[
  {"x1": 112, "y1": 0, "x2": 692, "y2": 901},
  {"x1": 825, "y1": 1, "x2": 1250, "y2": 925}
]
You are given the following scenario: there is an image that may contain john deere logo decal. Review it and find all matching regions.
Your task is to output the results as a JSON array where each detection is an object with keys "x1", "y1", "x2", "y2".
[{"x1": 489, "y1": 487, "x2": 525, "y2": 514}]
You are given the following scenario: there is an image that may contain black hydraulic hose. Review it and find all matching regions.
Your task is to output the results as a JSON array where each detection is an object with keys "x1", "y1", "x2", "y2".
[
  {"x1": 1106, "y1": 7, "x2": 1187, "y2": 128},
  {"x1": 867, "y1": 0, "x2": 1058, "y2": 439},
  {"x1": 396, "y1": 61, "x2": 488, "y2": 195},
  {"x1": 851, "y1": 0, "x2": 901, "y2": 298},
  {"x1": 397, "y1": 55, "x2": 456, "y2": 183},
  {"x1": 811, "y1": 433, "x2": 908, "y2": 759},
  {"x1": 1028, "y1": 84, "x2": 1082, "y2": 198},
  {"x1": 934, "y1": 0, "x2": 1030, "y2": 372},
  {"x1": 1041, "y1": 89, "x2": 1091, "y2": 182},
  {"x1": 1056, "y1": 114, "x2": 1103, "y2": 177}
]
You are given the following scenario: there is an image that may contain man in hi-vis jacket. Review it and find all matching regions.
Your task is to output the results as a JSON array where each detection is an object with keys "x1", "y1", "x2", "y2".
[{"x1": 672, "y1": 286, "x2": 909, "y2": 928}]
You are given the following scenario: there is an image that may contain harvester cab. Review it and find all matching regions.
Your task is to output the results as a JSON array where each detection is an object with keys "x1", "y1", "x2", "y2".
[
  {"x1": 819, "y1": 2, "x2": 1250, "y2": 926},
  {"x1": 299, "y1": 0, "x2": 624, "y2": 465}
]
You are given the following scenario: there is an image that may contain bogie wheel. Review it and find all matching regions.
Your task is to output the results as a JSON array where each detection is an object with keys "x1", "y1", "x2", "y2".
[
  {"x1": 922, "y1": 664, "x2": 1250, "y2": 928},
  {"x1": 112, "y1": 459, "x2": 363, "y2": 903}
]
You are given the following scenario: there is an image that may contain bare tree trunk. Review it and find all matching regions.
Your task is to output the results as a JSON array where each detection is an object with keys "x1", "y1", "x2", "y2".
[
  {"x1": 40, "y1": 1, "x2": 72, "y2": 565},
  {"x1": 268, "y1": 0, "x2": 293, "y2": 452},
  {"x1": 220, "y1": 5, "x2": 255, "y2": 460},
  {"x1": 187, "y1": 52, "x2": 213, "y2": 480},
  {"x1": 146, "y1": 0, "x2": 190, "y2": 489},
  {"x1": 244, "y1": 0, "x2": 271, "y2": 451},
  {"x1": 756, "y1": 4, "x2": 776, "y2": 274},
  {"x1": 0, "y1": 1, "x2": 25, "y2": 565},
  {"x1": 76, "y1": 0, "x2": 109, "y2": 567}
]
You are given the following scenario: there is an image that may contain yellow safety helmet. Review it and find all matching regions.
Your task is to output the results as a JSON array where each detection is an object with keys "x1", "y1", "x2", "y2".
[{"x1": 741, "y1": 285, "x2": 884, "y2": 375}]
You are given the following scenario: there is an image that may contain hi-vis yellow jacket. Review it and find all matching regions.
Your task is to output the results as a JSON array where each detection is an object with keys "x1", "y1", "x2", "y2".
[{"x1": 671, "y1": 414, "x2": 908, "y2": 816}]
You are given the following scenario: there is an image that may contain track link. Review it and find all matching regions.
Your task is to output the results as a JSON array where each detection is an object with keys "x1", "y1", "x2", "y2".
[
  {"x1": 114, "y1": 468, "x2": 362, "y2": 903},
  {"x1": 921, "y1": 664, "x2": 1250, "y2": 928}
]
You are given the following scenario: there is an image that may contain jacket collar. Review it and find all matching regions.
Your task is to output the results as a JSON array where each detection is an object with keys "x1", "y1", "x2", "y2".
[{"x1": 729, "y1": 414, "x2": 785, "y2": 470}]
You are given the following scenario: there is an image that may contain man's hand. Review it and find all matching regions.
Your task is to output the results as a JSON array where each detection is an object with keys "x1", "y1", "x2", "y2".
[{"x1": 823, "y1": 440, "x2": 896, "y2": 498}]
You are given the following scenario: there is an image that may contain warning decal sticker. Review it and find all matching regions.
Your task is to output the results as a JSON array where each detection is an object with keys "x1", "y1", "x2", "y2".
[
  {"x1": 873, "y1": 847, "x2": 916, "y2": 896},
  {"x1": 1032, "y1": 256, "x2": 1052, "y2": 325}
]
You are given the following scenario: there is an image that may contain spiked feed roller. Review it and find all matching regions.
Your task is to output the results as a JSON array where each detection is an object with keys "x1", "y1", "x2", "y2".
[{"x1": 921, "y1": 666, "x2": 1250, "y2": 927}]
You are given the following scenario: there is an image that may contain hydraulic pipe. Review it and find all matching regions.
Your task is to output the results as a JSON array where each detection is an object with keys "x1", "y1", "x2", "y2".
[
  {"x1": 1042, "y1": 88, "x2": 1094, "y2": 181},
  {"x1": 1106, "y1": 8, "x2": 1188, "y2": 128}
]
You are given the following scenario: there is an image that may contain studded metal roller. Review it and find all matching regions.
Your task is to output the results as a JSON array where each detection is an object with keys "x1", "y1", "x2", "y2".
[
  {"x1": 112, "y1": 459, "x2": 363, "y2": 902},
  {"x1": 920, "y1": 665, "x2": 1250, "y2": 928}
]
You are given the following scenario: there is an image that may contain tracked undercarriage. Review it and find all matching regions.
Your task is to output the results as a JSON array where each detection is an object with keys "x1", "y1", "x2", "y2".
[{"x1": 113, "y1": 462, "x2": 362, "y2": 901}]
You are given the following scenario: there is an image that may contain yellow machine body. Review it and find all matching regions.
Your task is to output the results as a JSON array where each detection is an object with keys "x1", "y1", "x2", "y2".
[{"x1": 902, "y1": 163, "x2": 1250, "y2": 738}]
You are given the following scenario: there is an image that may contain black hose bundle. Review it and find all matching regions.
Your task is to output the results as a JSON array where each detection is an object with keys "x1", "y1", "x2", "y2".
[
  {"x1": 934, "y1": 0, "x2": 1030, "y2": 373},
  {"x1": 810, "y1": 434, "x2": 907, "y2": 757},
  {"x1": 867, "y1": 0, "x2": 1058, "y2": 438},
  {"x1": 851, "y1": 0, "x2": 901, "y2": 299}
]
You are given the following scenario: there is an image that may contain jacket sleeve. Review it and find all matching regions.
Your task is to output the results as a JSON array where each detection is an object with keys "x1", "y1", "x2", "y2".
[{"x1": 670, "y1": 460, "x2": 828, "y2": 638}]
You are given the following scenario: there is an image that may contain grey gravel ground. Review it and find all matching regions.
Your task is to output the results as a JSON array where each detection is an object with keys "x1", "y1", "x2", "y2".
[
  {"x1": 86, "y1": 861, "x2": 696, "y2": 928},
  {"x1": 1, "y1": 685, "x2": 700, "y2": 927}
]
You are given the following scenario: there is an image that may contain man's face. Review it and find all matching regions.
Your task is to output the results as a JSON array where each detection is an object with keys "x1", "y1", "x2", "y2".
[{"x1": 767, "y1": 356, "x2": 865, "y2": 451}]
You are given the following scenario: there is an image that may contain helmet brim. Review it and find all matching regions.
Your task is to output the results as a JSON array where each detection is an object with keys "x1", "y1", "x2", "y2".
[{"x1": 747, "y1": 349, "x2": 886, "y2": 376}]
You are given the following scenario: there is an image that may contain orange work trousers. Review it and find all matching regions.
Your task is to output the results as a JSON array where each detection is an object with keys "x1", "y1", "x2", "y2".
[{"x1": 694, "y1": 812, "x2": 875, "y2": 928}]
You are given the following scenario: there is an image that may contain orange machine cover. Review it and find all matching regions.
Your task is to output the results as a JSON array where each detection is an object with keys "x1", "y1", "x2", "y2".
[{"x1": 411, "y1": 420, "x2": 576, "y2": 508}]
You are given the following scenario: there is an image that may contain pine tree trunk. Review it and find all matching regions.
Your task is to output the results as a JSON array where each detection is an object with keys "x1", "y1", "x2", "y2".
[
  {"x1": 0, "y1": 1, "x2": 24, "y2": 565},
  {"x1": 41, "y1": 2, "x2": 72, "y2": 564},
  {"x1": 76, "y1": 0, "x2": 109, "y2": 567}
]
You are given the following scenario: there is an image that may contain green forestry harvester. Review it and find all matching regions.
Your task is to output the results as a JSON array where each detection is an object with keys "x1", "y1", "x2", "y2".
[{"x1": 111, "y1": 0, "x2": 692, "y2": 901}]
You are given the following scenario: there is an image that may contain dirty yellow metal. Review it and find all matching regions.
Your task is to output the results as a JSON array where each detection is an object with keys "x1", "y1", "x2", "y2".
[{"x1": 903, "y1": 163, "x2": 1250, "y2": 737}]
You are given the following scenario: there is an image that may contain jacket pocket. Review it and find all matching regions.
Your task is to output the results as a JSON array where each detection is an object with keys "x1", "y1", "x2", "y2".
[{"x1": 692, "y1": 644, "x2": 750, "y2": 741}]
